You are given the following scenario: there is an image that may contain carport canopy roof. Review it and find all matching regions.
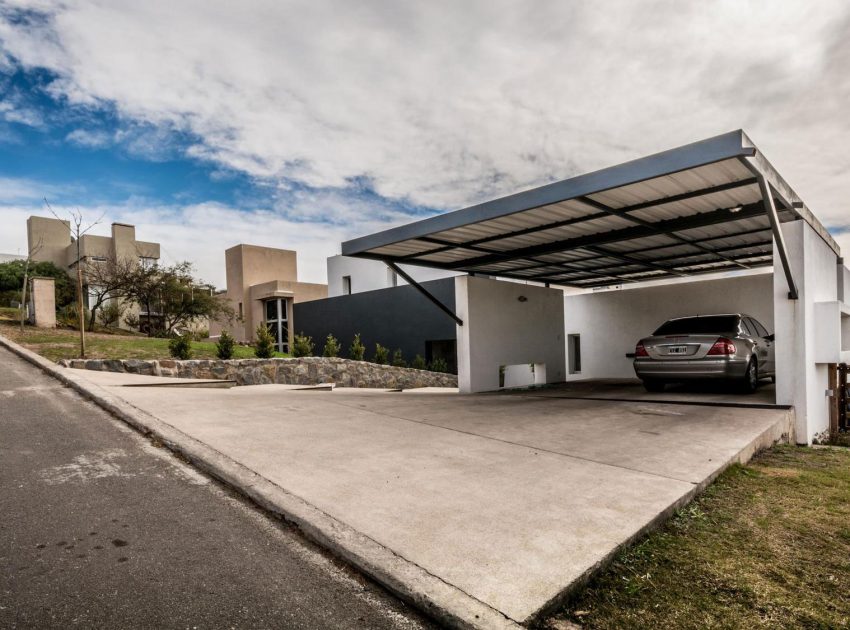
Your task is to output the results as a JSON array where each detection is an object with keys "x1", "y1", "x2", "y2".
[{"x1": 342, "y1": 130, "x2": 837, "y2": 288}]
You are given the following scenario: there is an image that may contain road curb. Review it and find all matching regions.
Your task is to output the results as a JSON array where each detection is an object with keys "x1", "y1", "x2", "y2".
[{"x1": 0, "y1": 334, "x2": 521, "y2": 630}]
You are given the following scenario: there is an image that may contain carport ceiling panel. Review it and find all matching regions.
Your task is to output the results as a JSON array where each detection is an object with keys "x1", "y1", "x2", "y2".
[{"x1": 585, "y1": 159, "x2": 754, "y2": 210}]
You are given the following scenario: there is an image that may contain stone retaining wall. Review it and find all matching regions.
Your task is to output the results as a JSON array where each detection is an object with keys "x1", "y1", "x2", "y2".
[{"x1": 58, "y1": 356, "x2": 458, "y2": 389}]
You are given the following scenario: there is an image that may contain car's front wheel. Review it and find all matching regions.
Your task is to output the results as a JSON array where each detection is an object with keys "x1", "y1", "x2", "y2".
[
  {"x1": 740, "y1": 358, "x2": 759, "y2": 394},
  {"x1": 643, "y1": 379, "x2": 666, "y2": 393}
]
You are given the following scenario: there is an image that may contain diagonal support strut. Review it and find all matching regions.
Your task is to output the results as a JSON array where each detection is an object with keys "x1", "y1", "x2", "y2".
[
  {"x1": 752, "y1": 169, "x2": 799, "y2": 300},
  {"x1": 385, "y1": 261, "x2": 464, "y2": 326}
]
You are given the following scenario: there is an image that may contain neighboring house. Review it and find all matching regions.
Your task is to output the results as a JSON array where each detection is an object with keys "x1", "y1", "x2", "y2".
[
  {"x1": 27, "y1": 215, "x2": 161, "y2": 330},
  {"x1": 209, "y1": 244, "x2": 327, "y2": 353}
]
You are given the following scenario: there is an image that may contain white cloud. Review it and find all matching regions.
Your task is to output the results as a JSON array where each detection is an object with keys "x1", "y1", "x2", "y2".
[
  {"x1": 0, "y1": 0, "x2": 849, "y2": 233},
  {"x1": 65, "y1": 127, "x2": 111, "y2": 148}
]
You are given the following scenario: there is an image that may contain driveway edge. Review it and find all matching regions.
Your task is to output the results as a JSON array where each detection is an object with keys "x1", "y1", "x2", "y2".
[{"x1": 0, "y1": 334, "x2": 520, "y2": 630}]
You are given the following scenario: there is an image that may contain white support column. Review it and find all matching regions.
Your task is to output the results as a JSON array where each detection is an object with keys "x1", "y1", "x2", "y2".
[
  {"x1": 455, "y1": 276, "x2": 565, "y2": 394},
  {"x1": 774, "y1": 220, "x2": 841, "y2": 444}
]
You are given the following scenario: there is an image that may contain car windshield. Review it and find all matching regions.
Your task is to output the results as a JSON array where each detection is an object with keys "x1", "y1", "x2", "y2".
[{"x1": 653, "y1": 315, "x2": 739, "y2": 335}]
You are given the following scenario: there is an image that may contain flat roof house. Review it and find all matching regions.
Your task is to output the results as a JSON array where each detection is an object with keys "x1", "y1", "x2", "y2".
[{"x1": 210, "y1": 244, "x2": 327, "y2": 353}]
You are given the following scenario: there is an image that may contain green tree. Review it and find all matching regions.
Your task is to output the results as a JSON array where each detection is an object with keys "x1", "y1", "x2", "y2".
[
  {"x1": 323, "y1": 334, "x2": 341, "y2": 357},
  {"x1": 348, "y1": 333, "x2": 365, "y2": 361},
  {"x1": 0, "y1": 259, "x2": 75, "y2": 307},
  {"x1": 254, "y1": 324, "x2": 276, "y2": 358},
  {"x1": 411, "y1": 354, "x2": 427, "y2": 370},
  {"x1": 216, "y1": 330, "x2": 235, "y2": 359},
  {"x1": 373, "y1": 343, "x2": 389, "y2": 365},
  {"x1": 123, "y1": 261, "x2": 233, "y2": 337},
  {"x1": 292, "y1": 333, "x2": 314, "y2": 357},
  {"x1": 391, "y1": 348, "x2": 406, "y2": 368},
  {"x1": 168, "y1": 335, "x2": 192, "y2": 360}
]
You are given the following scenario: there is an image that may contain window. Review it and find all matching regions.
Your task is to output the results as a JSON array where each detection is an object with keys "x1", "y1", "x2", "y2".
[
  {"x1": 342, "y1": 275, "x2": 352, "y2": 295},
  {"x1": 568, "y1": 334, "x2": 581, "y2": 374},
  {"x1": 139, "y1": 256, "x2": 156, "y2": 268},
  {"x1": 387, "y1": 268, "x2": 398, "y2": 287},
  {"x1": 654, "y1": 315, "x2": 739, "y2": 335},
  {"x1": 264, "y1": 298, "x2": 289, "y2": 353},
  {"x1": 741, "y1": 318, "x2": 756, "y2": 337},
  {"x1": 238, "y1": 302, "x2": 243, "y2": 320},
  {"x1": 750, "y1": 318, "x2": 770, "y2": 338}
]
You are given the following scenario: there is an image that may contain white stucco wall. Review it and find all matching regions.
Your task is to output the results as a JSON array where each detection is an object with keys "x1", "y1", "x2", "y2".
[
  {"x1": 774, "y1": 219, "x2": 843, "y2": 444},
  {"x1": 326, "y1": 255, "x2": 461, "y2": 297},
  {"x1": 455, "y1": 276, "x2": 565, "y2": 393},
  {"x1": 562, "y1": 271, "x2": 775, "y2": 381}
]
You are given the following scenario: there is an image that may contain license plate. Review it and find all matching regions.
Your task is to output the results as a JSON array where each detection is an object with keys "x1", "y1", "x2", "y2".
[{"x1": 667, "y1": 345, "x2": 688, "y2": 355}]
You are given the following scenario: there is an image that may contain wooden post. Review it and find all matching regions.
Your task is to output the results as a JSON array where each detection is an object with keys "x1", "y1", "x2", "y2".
[{"x1": 829, "y1": 363, "x2": 839, "y2": 437}]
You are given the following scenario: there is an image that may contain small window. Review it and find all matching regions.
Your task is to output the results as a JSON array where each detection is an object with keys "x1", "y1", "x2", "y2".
[
  {"x1": 238, "y1": 302, "x2": 243, "y2": 320},
  {"x1": 342, "y1": 275, "x2": 352, "y2": 295},
  {"x1": 387, "y1": 268, "x2": 398, "y2": 287},
  {"x1": 568, "y1": 334, "x2": 581, "y2": 374}
]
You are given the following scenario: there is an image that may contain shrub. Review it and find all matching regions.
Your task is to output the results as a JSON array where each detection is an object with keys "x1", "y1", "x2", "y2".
[
  {"x1": 292, "y1": 332, "x2": 314, "y2": 357},
  {"x1": 323, "y1": 334, "x2": 340, "y2": 357},
  {"x1": 216, "y1": 330, "x2": 235, "y2": 359},
  {"x1": 373, "y1": 343, "x2": 389, "y2": 365},
  {"x1": 391, "y1": 348, "x2": 406, "y2": 368},
  {"x1": 97, "y1": 301, "x2": 125, "y2": 329},
  {"x1": 192, "y1": 328, "x2": 210, "y2": 341},
  {"x1": 411, "y1": 354, "x2": 427, "y2": 370},
  {"x1": 429, "y1": 357, "x2": 449, "y2": 373},
  {"x1": 348, "y1": 333, "x2": 365, "y2": 361},
  {"x1": 123, "y1": 312, "x2": 140, "y2": 329},
  {"x1": 254, "y1": 324, "x2": 276, "y2": 359},
  {"x1": 58, "y1": 303, "x2": 91, "y2": 330},
  {"x1": 168, "y1": 335, "x2": 192, "y2": 360}
]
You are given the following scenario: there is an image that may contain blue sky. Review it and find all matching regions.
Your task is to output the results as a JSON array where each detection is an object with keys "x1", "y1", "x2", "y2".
[{"x1": 1, "y1": 1, "x2": 849, "y2": 286}]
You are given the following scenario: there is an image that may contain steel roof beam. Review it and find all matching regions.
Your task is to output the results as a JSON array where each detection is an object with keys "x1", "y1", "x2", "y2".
[
  {"x1": 526, "y1": 239, "x2": 774, "y2": 281},
  {"x1": 395, "y1": 177, "x2": 757, "y2": 262},
  {"x1": 448, "y1": 202, "x2": 766, "y2": 271}
]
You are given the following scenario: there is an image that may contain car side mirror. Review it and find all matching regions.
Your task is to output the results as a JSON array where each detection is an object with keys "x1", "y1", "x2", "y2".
[{"x1": 766, "y1": 333, "x2": 775, "y2": 342}]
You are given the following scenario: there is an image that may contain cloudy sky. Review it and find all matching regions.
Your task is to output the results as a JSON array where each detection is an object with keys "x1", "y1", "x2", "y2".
[{"x1": 0, "y1": 0, "x2": 848, "y2": 286}]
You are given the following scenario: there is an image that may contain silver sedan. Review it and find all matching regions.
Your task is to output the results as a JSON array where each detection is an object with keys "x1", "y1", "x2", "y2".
[{"x1": 633, "y1": 313, "x2": 775, "y2": 393}]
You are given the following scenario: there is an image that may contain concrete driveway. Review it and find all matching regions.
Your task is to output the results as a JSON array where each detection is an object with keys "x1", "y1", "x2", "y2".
[{"x1": 71, "y1": 371, "x2": 792, "y2": 626}]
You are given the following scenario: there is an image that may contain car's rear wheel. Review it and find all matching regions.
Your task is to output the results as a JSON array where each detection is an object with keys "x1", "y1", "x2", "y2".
[
  {"x1": 643, "y1": 379, "x2": 666, "y2": 392},
  {"x1": 740, "y1": 358, "x2": 759, "y2": 394}
]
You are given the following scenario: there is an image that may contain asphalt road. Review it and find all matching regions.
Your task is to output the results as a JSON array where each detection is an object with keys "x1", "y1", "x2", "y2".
[{"x1": 0, "y1": 346, "x2": 434, "y2": 630}]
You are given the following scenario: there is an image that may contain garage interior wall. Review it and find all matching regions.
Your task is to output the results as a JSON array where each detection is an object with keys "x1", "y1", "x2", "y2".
[
  {"x1": 455, "y1": 276, "x2": 566, "y2": 393},
  {"x1": 562, "y1": 272, "x2": 775, "y2": 382}
]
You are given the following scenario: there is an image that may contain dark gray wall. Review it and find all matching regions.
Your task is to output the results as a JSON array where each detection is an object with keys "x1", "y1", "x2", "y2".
[{"x1": 293, "y1": 278, "x2": 457, "y2": 371}]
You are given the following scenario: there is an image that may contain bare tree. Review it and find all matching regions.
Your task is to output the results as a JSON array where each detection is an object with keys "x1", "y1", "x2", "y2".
[
  {"x1": 82, "y1": 255, "x2": 136, "y2": 331},
  {"x1": 44, "y1": 199, "x2": 105, "y2": 359},
  {"x1": 19, "y1": 237, "x2": 43, "y2": 332}
]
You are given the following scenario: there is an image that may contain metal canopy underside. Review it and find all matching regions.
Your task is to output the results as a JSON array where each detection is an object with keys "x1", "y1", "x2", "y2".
[{"x1": 342, "y1": 130, "x2": 838, "y2": 289}]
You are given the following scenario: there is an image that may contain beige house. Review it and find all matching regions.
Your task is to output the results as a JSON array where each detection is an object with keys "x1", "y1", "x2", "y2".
[
  {"x1": 27, "y1": 215, "x2": 161, "y2": 330},
  {"x1": 28, "y1": 216, "x2": 160, "y2": 270},
  {"x1": 210, "y1": 244, "x2": 327, "y2": 353}
]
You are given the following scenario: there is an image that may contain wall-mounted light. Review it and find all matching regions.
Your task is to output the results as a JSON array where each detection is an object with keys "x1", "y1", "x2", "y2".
[
  {"x1": 729, "y1": 206, "x2": 742, "y2": 213},
  {"x1": 517, "y1": 295, "x2": 528, "y2": 302}
]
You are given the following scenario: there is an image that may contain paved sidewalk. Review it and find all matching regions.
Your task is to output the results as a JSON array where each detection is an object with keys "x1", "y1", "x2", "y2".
[{"x1": 72, "y1": 368, "x2": 792, "y2": 625}]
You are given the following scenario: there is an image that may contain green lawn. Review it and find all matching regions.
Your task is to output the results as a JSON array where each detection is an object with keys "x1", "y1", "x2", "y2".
[
  {"x1": 547, "y1": 445, "x2": 850, "y2": 629},
  {"x1": 0, "y1": 318, "x2": 287, "y2": 362}
]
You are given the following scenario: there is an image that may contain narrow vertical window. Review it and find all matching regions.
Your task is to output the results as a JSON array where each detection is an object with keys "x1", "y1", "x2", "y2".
[
  {"x1": 568, "y1": 334, "x2": 581, "y2": 374},
  {"x1": 342, "y1": 275, "x2": 352, "y2": 295}
]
